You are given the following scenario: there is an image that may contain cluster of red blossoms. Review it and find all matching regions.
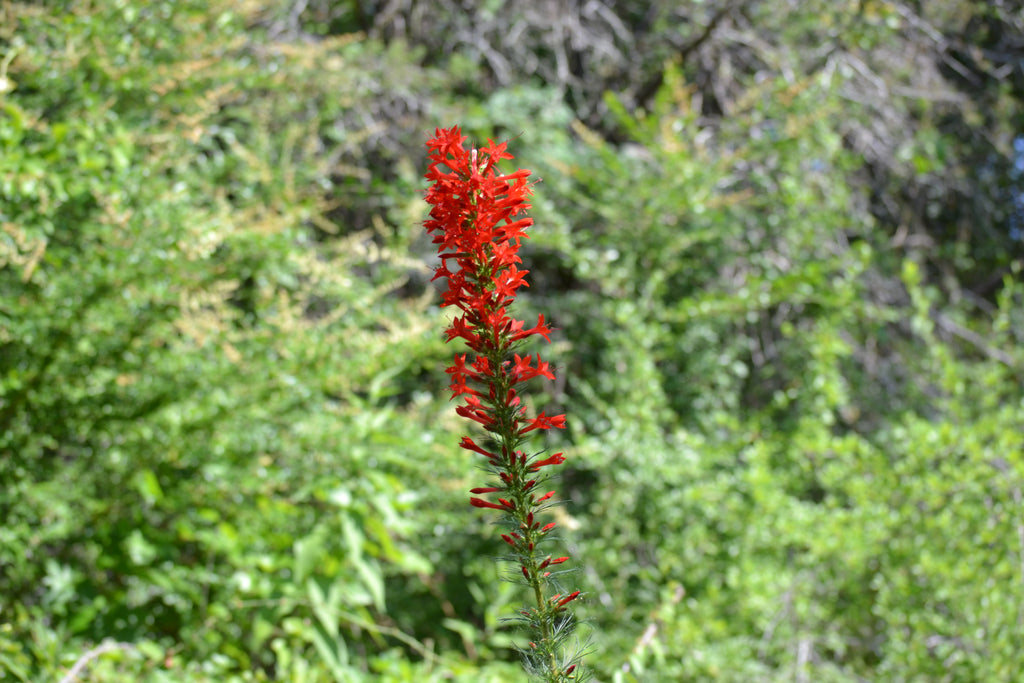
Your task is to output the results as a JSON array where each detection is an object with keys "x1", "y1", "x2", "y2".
[{"x1": 424, "y1": 126, "x2": 583, "y2": 681}]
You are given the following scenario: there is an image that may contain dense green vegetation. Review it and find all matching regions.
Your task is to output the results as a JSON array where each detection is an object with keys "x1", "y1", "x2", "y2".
[{"x1": 2, "y1": 1, "x2": 1022, "y2": 681}]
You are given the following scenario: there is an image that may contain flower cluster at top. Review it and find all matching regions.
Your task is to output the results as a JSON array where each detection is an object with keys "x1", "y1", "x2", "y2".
[
  {"x1": 424, "y1": 127, "x2": 565, "y2": 448},
  {"x1": 424, "y1": 125, "x2": 584, "y2": 682}
]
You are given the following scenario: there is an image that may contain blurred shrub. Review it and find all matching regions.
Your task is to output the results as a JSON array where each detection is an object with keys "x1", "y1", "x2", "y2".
[
  {"x1": 525, "y1": 59, "x2": 1024, "y2": 682},
  {"x1": 0, "y1": 2, "x2": 513, "y2": 680}
]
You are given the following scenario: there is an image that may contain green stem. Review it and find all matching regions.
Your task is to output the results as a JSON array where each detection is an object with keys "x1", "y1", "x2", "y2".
[{"x1": 532, "y1": 552, "x2": 559, "y2": 679}]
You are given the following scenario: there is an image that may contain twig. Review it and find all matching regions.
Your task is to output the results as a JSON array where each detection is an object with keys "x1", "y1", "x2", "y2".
[
  {"x1": 59, "y1": 640, "x2": 136, "y2": 683},
  {"x1": 931, "y1": 308, "x2": 1016, "y2": 367}
]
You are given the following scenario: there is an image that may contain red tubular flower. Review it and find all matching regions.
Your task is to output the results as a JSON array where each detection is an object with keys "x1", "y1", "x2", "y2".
[
  {"x1": 459, "y1": 436, "x2": 499, "y2": 464},
  {"x1": 556, "y1": 591, "x2": 581, "y2": 608},
  {"x1": 424, "y1": 126, "x2": 583, "y2": 680},
  {"x1": 530, "y1": 452, "x2": 565, "y2": 472},
  {"x1": 509, "y1": 314, "x2": 552, "y2": 342},
  {"x1": 455, "y1": 395, "x2": 496, "y2": 428},
  {"x1": 445, "y1": 316, "x2": 484, "y2": 350},
  {"x1": 510, "y1": 353, "x2": 555, "y2": 384},
  {"x1": 470, "y1": 497, "x2": 509, "y2": 511},
  {"x1": 518, "y1": 412, "x2": 567, "y2": 435}
]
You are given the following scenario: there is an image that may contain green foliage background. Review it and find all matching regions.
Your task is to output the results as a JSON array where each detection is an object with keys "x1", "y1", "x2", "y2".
[{"x1": 2, "y1": 1, "x2": 1023, "y2": 681}]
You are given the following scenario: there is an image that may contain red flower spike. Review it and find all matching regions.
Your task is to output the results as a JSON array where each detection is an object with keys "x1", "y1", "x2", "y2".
[{"x1": 425, "y1": 126, "x2": 582, "y2": 678}]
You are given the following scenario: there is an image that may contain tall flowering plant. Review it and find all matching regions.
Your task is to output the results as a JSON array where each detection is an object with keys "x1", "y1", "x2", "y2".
[{"x1": 423, "y1": 126, "x2": 586, "y2": 682}]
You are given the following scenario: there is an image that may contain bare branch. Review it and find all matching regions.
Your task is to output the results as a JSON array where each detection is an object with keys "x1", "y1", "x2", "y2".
[{"x1": 59, "y1": 641, "x2": 136, "y2": 683}]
